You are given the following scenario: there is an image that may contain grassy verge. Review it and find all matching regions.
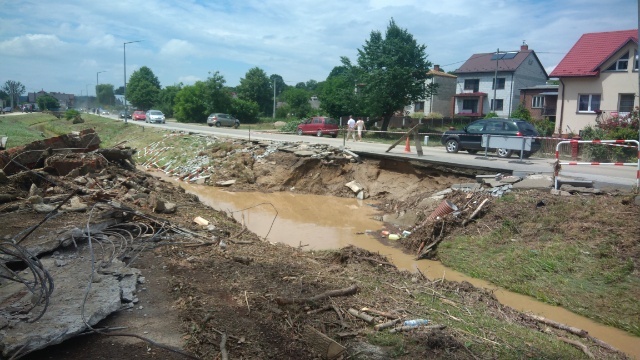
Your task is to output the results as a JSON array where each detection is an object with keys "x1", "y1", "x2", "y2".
[{"x1": 437, "y1": 193, "x2": 640, "y2": 336}]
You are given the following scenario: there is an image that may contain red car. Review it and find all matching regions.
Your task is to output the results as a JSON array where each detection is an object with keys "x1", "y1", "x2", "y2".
[
  {"x1": 296, "y1": 116, "x2": 339, "y2": 138},
  {"x1": 132, "y1": 111, "x2": 146, "y2": 121}
]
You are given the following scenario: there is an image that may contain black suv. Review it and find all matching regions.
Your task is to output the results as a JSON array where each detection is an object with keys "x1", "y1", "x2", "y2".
[{"x1": 440, "y1": 118, "x2": 541, "y2": 158}]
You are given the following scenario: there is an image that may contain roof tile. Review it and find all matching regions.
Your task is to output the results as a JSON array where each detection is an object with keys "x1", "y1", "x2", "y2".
[{"x1": 550, "y1": 29, "x2": 638, "y2": 77}]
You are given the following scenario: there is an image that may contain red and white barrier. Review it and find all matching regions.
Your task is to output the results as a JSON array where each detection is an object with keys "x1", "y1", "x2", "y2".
[{"x1": 553, "y1": 139, "x2": 639, "y2": 189}]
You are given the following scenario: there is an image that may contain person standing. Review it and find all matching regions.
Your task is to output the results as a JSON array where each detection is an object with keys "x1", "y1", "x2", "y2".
[
  {"x1": 346, "y1": 115, "x2": 356, "y2": 141},
  {"x1": 356, "y1": 117, "x2": 366, "y2": 141}
]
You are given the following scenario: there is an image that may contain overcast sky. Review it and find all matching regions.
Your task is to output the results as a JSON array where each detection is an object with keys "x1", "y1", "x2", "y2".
[{"x1": 1, "y1": 0, "x2": 637, "y2": 96}]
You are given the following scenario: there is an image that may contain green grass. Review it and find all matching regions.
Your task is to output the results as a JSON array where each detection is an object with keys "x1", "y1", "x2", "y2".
[{"x1": 437, "y1": 196, "x2": 640, "y2": 336}]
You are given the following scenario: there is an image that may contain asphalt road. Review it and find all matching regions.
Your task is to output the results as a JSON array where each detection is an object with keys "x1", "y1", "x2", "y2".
[{"x1": 105, "y1": 114, "x2": 638, "y2": 190}]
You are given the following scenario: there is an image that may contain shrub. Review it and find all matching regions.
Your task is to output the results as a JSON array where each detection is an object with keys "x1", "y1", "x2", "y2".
[
  {"x1": 425, "y1": 112, "x2": 443, "y2": 120},
  {"x1": 65, "y1": 109, "x2": 81, "y2": 120},
  {"x1": 484, "y1": 112, "x2": 498, "y2": 118},
  {"x1": 529, "y1": 118, "x2": 555, "y2": 137},
  {"x1": 580, "y1": 108, "x2": 639, "y2": 162},
  {"x1": 279, "y1": 119, "x2": 302, "y2": 133}
]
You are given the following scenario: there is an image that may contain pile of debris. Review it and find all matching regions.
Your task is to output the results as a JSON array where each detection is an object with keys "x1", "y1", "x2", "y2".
[{"x1": 0, "y1": 130, "x2": 210, "y2": 359}]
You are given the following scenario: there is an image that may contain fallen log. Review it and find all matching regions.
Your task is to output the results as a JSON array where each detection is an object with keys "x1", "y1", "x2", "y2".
[
  {"x1": 357, "y1": 256, "x2": 397, "y2": 269},
  {"x1": 347, "y1": 308, "x2": 375, "y2": 324},
  {"x1": 559, "y1": 337, "x2": 594, "y2": 359},
  {"x1": 276, "y1": 284, "x2": 358, "y2": 305},
  {"x1": 374, "y1": 318, "x2": 401, "y2": 331},
  {"x1": 526, "y1": 314, "x2": 588, "y2": 337},
  {"x1": 360, "y1": 307, "x2": 398, "y2": 320},
  {"x1": 389, "y1": 324, "x2": 446, "y2": 334},
  {"x1": 462, "y1": 198, "x2": 489, "y2": 226}
]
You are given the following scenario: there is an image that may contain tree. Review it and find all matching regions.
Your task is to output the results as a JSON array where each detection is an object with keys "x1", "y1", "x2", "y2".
[
  {"x1": 0, "y1": 90, "x2": 8, "y2": 108},
  {"x1": 156, "y1": 83, "x2": 182, "y2": 118},
  {"x1": 96, "y1": 84, "x2": 115, "y2": 107},
  {"x1": 282, "y1": 87, "x2": 313, "y2": 118},
  {"x1": 230, "y1": 98, "x2": 260, "y2": 123},
  {"x1": 348, "y1": 19, "x2": 434, "y2": 131},
  {"x1": 174, "y1": 82, "x2": 208, "y2": 123},
  {"x1": 114, "y1": 86, "x2": 125, "y2": 95},
  {"x1": 127, "y1": 66, "x2": 161, "y2": 111},
  {"x1": 319, "y1": 66, "x2": 362, "y2": 119},
  {"x1": 270, "y1": 74, "x2": 287, "y2": 97},
  {"x1": 237, "y1": 67, "x2": 272, "y2": 115},
  {"x1": 306, "y1": 80, "x2": 318, "y2": 92},
  {"x1": 2, "y1": 80, "x2": 26, "y2": 108},
  {"x1": 36, "y1": 94, "x2": 60, "y2": 110},
  {"x1": 202, "y1": 71, "x2": 232, "y2": 115}
]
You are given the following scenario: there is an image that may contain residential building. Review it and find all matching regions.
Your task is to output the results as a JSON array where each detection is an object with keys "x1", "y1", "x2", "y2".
[
  {"x1": 519, "y1": 84, "x2": 558, "y2": 122},
  {"x1": 28, "y1": 90, "x2": 75, "y2": 109},
  {"x1": 550, "y1": 29, "x2": 638, "y2": 135},
  {"x1": 405, "y1": 65, "x2": 457, "y2": 118},
  {"x1": 451, "y1": 43, "x2": 548, "y2": 118}
]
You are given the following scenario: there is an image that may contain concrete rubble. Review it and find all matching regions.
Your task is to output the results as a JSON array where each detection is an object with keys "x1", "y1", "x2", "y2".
[{"x1": 0, "y1": 131, "x2": 208, "y2": 359}]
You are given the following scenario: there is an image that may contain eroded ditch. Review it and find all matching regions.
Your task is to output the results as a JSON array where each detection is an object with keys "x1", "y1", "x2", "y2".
[{"x1": 163, "y1": 177, "x2": 640, "y2": 358}]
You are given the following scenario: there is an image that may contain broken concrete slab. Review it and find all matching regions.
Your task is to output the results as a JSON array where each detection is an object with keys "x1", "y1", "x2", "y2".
[
  {"x1": 216, "y1": 179, "x2": 236, "y2": 187},
  {"x1": 0, "y1": 129, "x2": 101, "y2": 175},
  {"x1": 345, "y1": 181, "x2": 364, "y2": 194},
  {"x1": 0, "y1": 254, "x2": 134, "y2": 359},
  {"x1": 559, "y1": 184, "x2": 603, "y2": 194}
]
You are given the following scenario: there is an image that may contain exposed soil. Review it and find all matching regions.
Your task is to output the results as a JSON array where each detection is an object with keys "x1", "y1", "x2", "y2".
[{"x1": 1, "y1": 136, "x2": 636, "y2": 359}]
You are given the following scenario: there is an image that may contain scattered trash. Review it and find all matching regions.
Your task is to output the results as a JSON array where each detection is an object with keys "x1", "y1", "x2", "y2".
[
  {"x1": 388, "y1": 234, "x2": 400, "y2": 240},
  {"x1": 193, "y1": 216, "x2": 210, "y2": 226},
  {"x1": 401, "y1": 230, "x2": 411, "y2": 238},
  {"x1": 403, "y1": 319, "x2": 430, "y2": 327}
]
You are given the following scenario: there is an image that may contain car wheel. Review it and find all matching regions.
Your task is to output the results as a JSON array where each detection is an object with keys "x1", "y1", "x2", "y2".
[
  {"x1": 297, "y1": 128, "x2": 303, "y2": 136},
  {"x1": 215, "y1": 122, "x2": 221, "y2": 127},
  {"x1": 331, "y1": 133, "x2": 338, "y2": 138},
  {"x1": 208, "y1": 123, "x2": 213, "y2": 127},
  {"x1": 522, "y1": 151, "x2": 533, "y2": 159},
  {"x1": 445, "y1": 139, "x2": 460, "y2": 153},
  {"x1": 316, "y1": 130, "x2": 323, "y2": 137},
  {"x1": 497, "y1": 148, "x2": 513, "y2": 158},
  {"x1": 234, "y1": 122, "x2": 239, "y2": 129},
  {"x1": 467, "y1": 150, "x2": 479, "y2": 154}
]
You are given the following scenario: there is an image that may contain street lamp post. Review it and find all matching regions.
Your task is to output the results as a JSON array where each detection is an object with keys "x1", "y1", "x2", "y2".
[
  {"x1": 96, "y1": 70, "x2": 106, "y2": 108},
  {"x1": 123, "y1": 40, "x2": 142, "y2": 123}
]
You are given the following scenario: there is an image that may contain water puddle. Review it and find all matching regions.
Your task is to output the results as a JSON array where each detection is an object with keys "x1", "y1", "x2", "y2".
[{"x1": 160, "y1": 176, "x2": 638, "y2": 358}]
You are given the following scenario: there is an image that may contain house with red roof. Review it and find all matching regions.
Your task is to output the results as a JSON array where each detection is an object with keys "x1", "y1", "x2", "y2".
[
  {"x1": 451, "y1": 42, "x2": 548, "y2": 118},
  {"x1": 550, "y1": 29, "x2": 638, "y2": 135}
]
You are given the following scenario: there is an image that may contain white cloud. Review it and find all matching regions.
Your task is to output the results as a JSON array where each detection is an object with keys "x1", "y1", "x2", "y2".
[
  {"x1": 0, "y1": 0, "x2": 635, "y2": 94},
  {"x1": 160, "y1": 39, "x2": 197, "y2": 57}
]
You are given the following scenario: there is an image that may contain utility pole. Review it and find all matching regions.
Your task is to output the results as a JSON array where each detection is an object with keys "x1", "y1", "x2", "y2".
[
  {"x1": 493, "y1": 48, "x2": 499, "y2": 112},
  {"x1": 273, "y1": 78, "x2": 276, "y2": 119}
]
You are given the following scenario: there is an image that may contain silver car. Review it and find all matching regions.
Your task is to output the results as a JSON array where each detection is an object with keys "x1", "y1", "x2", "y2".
[
  {"x1": 145, "y1": 110, "x2": 165, "y2": 124},
  {"x1": 207, "y1": 113, "x2": 240, "y2": 128}
]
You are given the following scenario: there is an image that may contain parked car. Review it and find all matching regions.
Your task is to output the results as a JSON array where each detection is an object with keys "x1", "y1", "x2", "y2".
[
  {"x1": 100, "y1": 109, "x2": 110, "y2": 115},
  {"x1": 440, "y1": 118, "x2": 541, "y2": 158},
  {"x1": 145, "y1": 110, "x2": 166, "y2": 124},
  {"x1": 207, "y1": 113, "x2": 240, "y2": 128},
  {"x1": 296, "y1": 116, "x2": 339, "y2": 138},
  {"x1": 118, "y1": 111, "x2": 131, "y2": 119},
  {"x1": 132, "y1": 111, "x2": 146, "y2": 121},
  {"x1": 2, "y1": 107, "x2": 12, "y2": 113}
]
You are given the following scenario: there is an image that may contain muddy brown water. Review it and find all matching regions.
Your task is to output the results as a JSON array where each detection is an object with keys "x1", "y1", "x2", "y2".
[{"x1": 161, "y1": 177, "x2": 639, "y2": 358}]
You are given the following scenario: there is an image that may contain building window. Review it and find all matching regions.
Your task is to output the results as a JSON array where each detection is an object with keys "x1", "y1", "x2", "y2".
[
  {"x1": 532, "y1": 96, "x2": 544, "y2": 108},
  {"x1": 578, "y1": 94, "x2": 601, "y2": 112},
  {"x1": 606, "y1": 52, "x2": 629, "y2": 71},
  {"x1": 462, "y1": 99, "x2": 478, "y2": 113},
  {"x1": 414, "y1": 101, "x2": 425, "y2": 111},
  {"x1": 492, "y1": 78, "x2": 505, "y2": 90},
  {"x1": 619, "y1": 94, "x2": 635, "y2": 113},
  {"x1": 464, "y1": 79, "x2": 479, "y2": 92},
  {"x1": 490, "y1": 99, "x2": 503, "y2": 111}
]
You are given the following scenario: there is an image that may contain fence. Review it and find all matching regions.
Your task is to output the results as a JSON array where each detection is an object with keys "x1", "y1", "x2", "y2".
[{"x1": 553, "y1": 139, "x2": 640, "y2": 189}]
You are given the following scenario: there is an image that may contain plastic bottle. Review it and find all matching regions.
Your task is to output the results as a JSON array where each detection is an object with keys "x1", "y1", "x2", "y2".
[
  {"x1": 403, "y1": 319, "x2": 429, "y2": 327},
  {"x1": 388, "y1": 234, "x2": 400, "y2": 240}
]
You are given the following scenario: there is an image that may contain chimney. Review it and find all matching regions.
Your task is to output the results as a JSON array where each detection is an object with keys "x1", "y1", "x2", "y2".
[
  {"x1": 521, "y1": 40, "x2": 528, "y2": 51},
  {"x1": 433, "y1": 64, "x2": 441, "y2": 72}
]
